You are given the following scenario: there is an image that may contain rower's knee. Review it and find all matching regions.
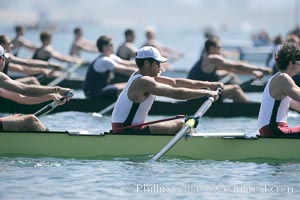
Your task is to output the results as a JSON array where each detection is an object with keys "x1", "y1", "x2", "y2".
[
  {"x1": 232, "y1": 85, "x2": 248, "y2": 102},
  {"x1": 174, "y1": 120, "x2": 184, "y2": 133},
  {"x1": 23, "y1": 115, "x2": 47, "y2": 131}
]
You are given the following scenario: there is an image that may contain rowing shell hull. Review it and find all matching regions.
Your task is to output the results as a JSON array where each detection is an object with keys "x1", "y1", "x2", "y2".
[
  {"x1": 0, "y1": 131, "x2": 300, "y2": 162},
  {"x1": 0, "y1": 98, "x2": 261, "y2": 117}
]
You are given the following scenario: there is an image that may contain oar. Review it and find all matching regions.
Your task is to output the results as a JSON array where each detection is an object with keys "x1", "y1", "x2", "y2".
[
  {"x1": 240, "y1": 77, "x2": 257, "y2": 90},
  {"x1": 92, "y1": 102, "x2": 116, "y2": 117},
  {"x1": 34, "y1": 73, "x2": 47, "y2": 82},
  {"x1": 219, "y1": 74, "x2": 234, "y2": 85},
  {"x1": 47, "y1": 63, "x2": 81, "y2": 87},
  {"x1": 111, "y1": 115, "x2": 185, "y2": 132},
  {"x1": 34, "y1": 90, "x2": 74, "y2": 117},
  {"x1": 150, "y1": 75, "x2": 231, "y2": 161},
  {"x1": 150, "y1": 88, "x2": 221, "y2": 161}
]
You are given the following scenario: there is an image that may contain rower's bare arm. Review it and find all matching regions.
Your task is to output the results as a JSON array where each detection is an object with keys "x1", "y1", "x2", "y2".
[
  {"x1": 115, "y1": 64, "x2": 136, "y2": 76},
  {"x1": 78, "y1": 40, "x2": 98, "y2": 53},
  {"x1": 0, "y1": 88, "x2": 53, "y2": 105},
  {"x1": 210, "y1": 55, "x2": 271, "y2": 75},
  {"x1": 9, "y1": 63, "x2": 50, "y2": 76},
  {"x1": 118, "y1": 59, "x2": 137, "y2": 68},
  {"x1": 141, "y1": 76, "x2": 218, "y2": 100},
  {"x1": 51, "y1": 50, "x2": 82, "y2": 64},
  {"x1": 21, "y1": 38, "x2": 38, "y2": 51},
  {"x1": 0, "y1": 73, "x2": 57, "y2": 97},
  {"x1": 155, "y1": 76, "x2": 223, "y2": 90},
  {"x1": 290, "y1": 100, "x2": 300, "y2": 112},
  {"x1": 9, "y1": 54, "x2": 54, "y2": 69},
  {"x1": 282, "y1": 76, "x2": 300, "y2": 102}
]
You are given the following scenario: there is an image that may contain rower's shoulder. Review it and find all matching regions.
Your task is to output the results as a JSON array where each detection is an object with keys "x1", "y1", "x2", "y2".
[
  {"x1": 275, "y1": 73, "x2": 295, "y2": 85},
  {"x1": 277, "y1": 72, "x2": 291, "y2": 79},
  {"x1": 137, "y1": 75, "x2": 153, "y2": 82},
  {"x1": 0, "y1": 72, "x2": 10, "y2": 82}
]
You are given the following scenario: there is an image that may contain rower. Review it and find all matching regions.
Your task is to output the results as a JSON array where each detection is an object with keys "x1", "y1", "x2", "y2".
[
  {"x1": 32, "y1": 31, "x2": 82, "y2": 64},
  {"x1": 83, "y1": 35, "x2": 136, "y2": 100},
  {"x1": 142, "y1": 26, "x2": 184, "y2": 62},
  {"x1": 111, "y1": 46, "x2": 223, "y2": 135},
  {"x1": 0, "y1": 35, "x2": 61, "y2": 85},
  {"x1": 69, "y1": 27, "x2": 98, "y2": 57},
  {"x1": 187, "y1": 36, "x2": 272, "y2": 102},
  {"x1": 116, "y1": 29, "x2": 138, "y2": 61},
  {"x1": 11, "y1": 25, "x2": 38, "y2": 57},
  {"x1": 258, "y1": 42, "x2": 300, "y2": 137},
  {"x1": 0, "y1": 44, "x2": 73, "y2": 131}
]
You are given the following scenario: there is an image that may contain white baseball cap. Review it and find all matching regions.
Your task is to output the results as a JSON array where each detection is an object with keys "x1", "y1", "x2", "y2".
[
  {"x1": 136, "y1": 46, "x2": 167, "y2": 63},
  {"x1": 0, "y1": 45, "x2": 5, "y2": 57}
]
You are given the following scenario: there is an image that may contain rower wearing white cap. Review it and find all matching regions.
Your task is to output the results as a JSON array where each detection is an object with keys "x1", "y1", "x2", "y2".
[{"x1": 111, "y1": 46, "x2": 224, "y2": 135}]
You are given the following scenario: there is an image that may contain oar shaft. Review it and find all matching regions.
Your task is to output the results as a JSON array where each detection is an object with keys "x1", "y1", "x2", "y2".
[
  {"x1": 112, "y1": 115, "x2": 185, "y2": 132},
  {"x1": 219, "y1": 74, "x2": 233, "y2": 84},
  {"x1": 194, "y1": 97, "x2": 214, "y2": 118},
  {"x1": 151, "y1": 125, "x2": 190, "y2": 161},
  {"x1": 99, "y1": 102, "x2": 116, "y2": 115},
  {"x1": 240, "y1": 78, "x2": 256, "y2": 89},
  {"x1": 151, "y1": 96, "x2": 216, "y2": 162},
  {"x1": 47, "y1": 63, "x2": 80, "y2": 86},
  {"x1": 34, "y1": 101, "x2": 59, "y2": 117}
]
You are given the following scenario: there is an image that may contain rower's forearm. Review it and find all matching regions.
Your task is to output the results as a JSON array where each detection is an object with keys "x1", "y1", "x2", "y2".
[
  {"x1": 18, "y1": 66, "x2": 46, "y2": 75},
  {"x1": 168, "y1": 88, "x2": 212, "y2": 100},
  {"x1": 14, "y1": 94, "x2": 52, "y2": 105},
  {"x1": 11, "y1": 57, "x2": 50, "y2": 68},
  {"x1": 174, "y1": 78, "x2": 210, "y2": 89},
  {"x1": 20, "y1": 85, "x2": 56, "y2": 97}
]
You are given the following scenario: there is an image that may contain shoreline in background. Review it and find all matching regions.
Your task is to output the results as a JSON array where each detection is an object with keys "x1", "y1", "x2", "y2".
[{"x1": 0, "y1": 0, "x2": 299, "y2": 70}]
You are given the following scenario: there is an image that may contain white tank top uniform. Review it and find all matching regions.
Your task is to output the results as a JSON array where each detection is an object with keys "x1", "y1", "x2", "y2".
[
  {"x1": 258, "y1": 72, "x2": 294, "y2": 136},
  {"x1": 258, "y1": 72, "x2": 290, "y2": 129},
  {"x1": 111, "y1": 73, "x2": 155, "y2": 130}
]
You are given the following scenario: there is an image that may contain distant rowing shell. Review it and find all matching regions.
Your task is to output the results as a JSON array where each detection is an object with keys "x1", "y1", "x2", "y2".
[{"x1": 0, "y1": 97, "x2": 261, "y2": 118}]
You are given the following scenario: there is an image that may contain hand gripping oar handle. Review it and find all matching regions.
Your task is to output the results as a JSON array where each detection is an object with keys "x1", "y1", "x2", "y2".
[
  {"x1": 150, "y1": 87, "x2": 222, "y2": 162},
  {"x1": 34, "y1": 90, "x2": 74, "y2": 117}
]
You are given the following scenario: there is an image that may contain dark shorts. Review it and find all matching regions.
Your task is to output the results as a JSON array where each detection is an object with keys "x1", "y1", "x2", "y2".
[{"x1": 84, "y1": 84, "x2": 119, "y2": 100}]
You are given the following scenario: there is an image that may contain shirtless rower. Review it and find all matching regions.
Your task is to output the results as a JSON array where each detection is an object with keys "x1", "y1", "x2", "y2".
[
  {"x1": 33, "y1": 30, "x2": 82, "y2": 64},
  {"x1": 11, "y1": 25, "x2": 38, "y2": 57},
  {"x1": 116, "y1": 29, "x2": 138, "y2": 60},
  {"x1": 69, "y1": 27, "x2": 98, "y2": 57}
]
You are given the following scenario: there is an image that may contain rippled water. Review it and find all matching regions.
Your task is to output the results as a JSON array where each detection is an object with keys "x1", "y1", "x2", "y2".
[{"x1": 1, "y1": 157, "x2": 299, "y2": 199}]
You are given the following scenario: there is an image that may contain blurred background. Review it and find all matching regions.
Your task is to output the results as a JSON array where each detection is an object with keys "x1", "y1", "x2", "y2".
[{"x1": 0, "y1": 0, "x2": 299, "y2": 70}]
